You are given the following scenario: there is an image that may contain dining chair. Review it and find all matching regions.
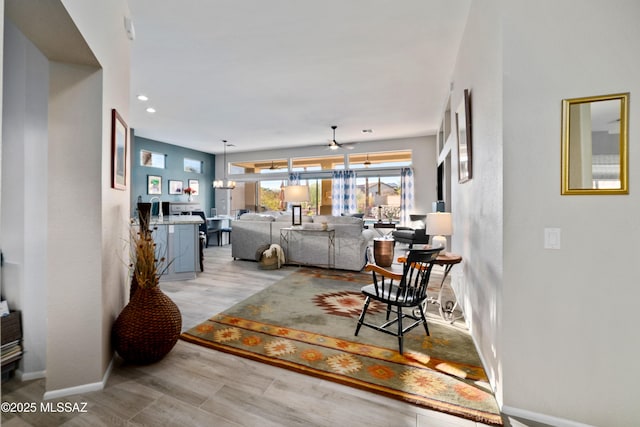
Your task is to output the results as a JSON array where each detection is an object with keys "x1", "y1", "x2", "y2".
[{"x1": 355, "y1": 247, "x2": 442, "y2": 354}]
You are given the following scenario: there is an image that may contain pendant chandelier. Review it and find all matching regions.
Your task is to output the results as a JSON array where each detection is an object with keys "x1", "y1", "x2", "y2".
[{"x1": 213, "y1": 140, "x2": 236, "y2": 190}]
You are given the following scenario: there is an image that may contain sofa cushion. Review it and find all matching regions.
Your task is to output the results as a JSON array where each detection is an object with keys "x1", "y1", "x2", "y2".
[
  {"x1": 409, "y1": 214, "x2": 427, "y2": 229},
  {"x1": 301, "y1": 222, "x2": 326, "y2": 230},
  {"x1": 239, "y1": 213, "x2": 275, "y2": 221},
  {"x1": 314, "y1": 215, "x2": 363, "y2": 226},
  {"x1": 262, "y1": 210, "x2": 286, "y2": 217},
  {"x1": 341, "y1": 213, "x2": 364, "y2": 218},
  {"x1": 275, "y1": 213, "x2": 313, "y2": 223}
]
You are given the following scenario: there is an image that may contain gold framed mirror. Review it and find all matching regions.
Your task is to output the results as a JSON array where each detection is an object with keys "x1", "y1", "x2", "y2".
[{"x1": 561, "y1": 92, "x2": 629, "y2": 195}]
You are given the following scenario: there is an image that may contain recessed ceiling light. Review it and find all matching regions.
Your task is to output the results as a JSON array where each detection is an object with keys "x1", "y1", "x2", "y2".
[
  {"x1": 146, "y1": 107, "x2": 156, "y2": 113},
  {"x1": 362, "y1": 129, "x2": 373, "y2": 133},
  {"x1": 137, "y1": 94, "x2": 149, "y2": 101}
]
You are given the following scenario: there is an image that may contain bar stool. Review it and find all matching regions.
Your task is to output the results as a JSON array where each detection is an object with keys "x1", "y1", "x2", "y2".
[{"x1": 220, "y1": 227, "x2": 232, "y2": 246}]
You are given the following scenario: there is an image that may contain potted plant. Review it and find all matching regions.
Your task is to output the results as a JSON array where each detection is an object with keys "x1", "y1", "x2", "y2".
[{"x1": 112, "y1": 225, "x2": 182, "y2": 365}]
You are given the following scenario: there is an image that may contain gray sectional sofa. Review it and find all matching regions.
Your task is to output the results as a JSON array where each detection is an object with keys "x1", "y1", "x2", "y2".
[{"x1": 231, "y1": 212, "x2": 376, "y2": 271}]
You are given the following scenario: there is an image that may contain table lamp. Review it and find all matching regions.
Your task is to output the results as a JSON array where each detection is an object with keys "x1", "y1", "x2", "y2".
[
  {"x1": 284, "y1": 185, "x2": 310, "y2": 225},
  {"x1": 426, "y1": 212, "x2": 452, "y2": 250},
  {"x1": 374, "y1": 194, "x2": 387, "y2": 222}
]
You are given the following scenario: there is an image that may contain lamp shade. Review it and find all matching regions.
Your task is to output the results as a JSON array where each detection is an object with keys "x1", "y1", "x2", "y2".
[
  {"x1": 373, "y1": 194, "x2": 388, "y2": 206},
  {"x1": 426, "y1": 212, "x2": 453, "y2": 236},
  {"x1": 283, "y1": 185, "x2": 310, "y2": 203},
  {"x1": 213, "y1": 178, "x2": 236, "y2": 189}
]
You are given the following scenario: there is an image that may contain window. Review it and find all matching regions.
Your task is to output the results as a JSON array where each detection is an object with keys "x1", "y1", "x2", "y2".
[
  {"x1": 140, "y1": 150, "x2": 166, "y2": 168},
  {"x1": 230, "y1": 151, "x2": 412, "y2": 174},
  {"x1": 348, "y1": 151, "x2": 412, "y2": 169},
  {"x1": 256, "y1": 159, "x2": 287, "y2": 174},
  {"x1": 292, "y1": 155, "x2": 344, "y2": 172},
  {"x1": 356, "y1": 175, "x2": 401, "y2": 221},
  {"x1": 229, "y1": 151, "x2": 411, "y2": 217},
  {"x1": 296, "y1": 178, "x2": 321, "y2": 216},
  {"x1": 258, "y1": 180, "x2": 285, "y2": 211}
]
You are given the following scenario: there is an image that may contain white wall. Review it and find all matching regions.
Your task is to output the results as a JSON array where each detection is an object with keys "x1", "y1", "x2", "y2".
[
  {"x1": 501, "y1": 1, "x2": 640, "y2": 426},
  {"x1": 215, "y1": 135, "x2": 438, "y2": 216},
  {"x1": 448, "y1": 0, "x2": 504, "y2": 404},
  {"x1": 1, "y1": 19, "x2": 49, "y2": 377},
  {"x1": 450, "y1": 1, "x2": 640, "y2": 425},
  {"x1": 2, "y1": 0, "x2": 131, "y2": 395},
  {"x1": 0, "y1": 1, "x2": 4, "y2": 262},
  {"x1": 64, "y1": 0, "x2": 133, "y2": 379},
  {"x1": 47, "y1": 61, "x2": 103, "y2": 391}
]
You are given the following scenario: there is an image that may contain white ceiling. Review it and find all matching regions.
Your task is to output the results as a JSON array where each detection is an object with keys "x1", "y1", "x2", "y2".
[{"x1": 128, "y1": 0, "x2": 470, "y2": 154}]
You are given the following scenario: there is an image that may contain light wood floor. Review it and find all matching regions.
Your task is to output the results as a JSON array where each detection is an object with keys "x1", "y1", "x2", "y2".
[{"x1": 1, "y1": 245, "x2": 545, "y2": 427}]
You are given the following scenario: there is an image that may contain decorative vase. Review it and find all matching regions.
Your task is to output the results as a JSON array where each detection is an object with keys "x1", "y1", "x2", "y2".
[
  {"x1": 112, "y1": 286, "x2": 182, "y2": 365},
  {"x1": 187, "y1": 194, "x2": 193, "y2": 202},
  {"x1": 373, "y1": 238, "x2": 395, "y2": 267}
]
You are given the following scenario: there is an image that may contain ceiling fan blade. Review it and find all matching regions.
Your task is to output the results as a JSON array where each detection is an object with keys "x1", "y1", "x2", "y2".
[{"x1": 325, "y1": 125, "x2": 349, "y2": 150}]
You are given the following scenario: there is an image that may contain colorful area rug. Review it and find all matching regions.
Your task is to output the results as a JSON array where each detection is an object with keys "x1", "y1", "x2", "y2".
[{"x1": 181, "y1": 268, "x2": 502, "y2": 425}]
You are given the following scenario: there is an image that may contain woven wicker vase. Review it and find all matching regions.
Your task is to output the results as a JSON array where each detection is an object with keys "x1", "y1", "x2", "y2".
[{"x1": 112, "y1": 286, "x2": 182, "y2": 365}]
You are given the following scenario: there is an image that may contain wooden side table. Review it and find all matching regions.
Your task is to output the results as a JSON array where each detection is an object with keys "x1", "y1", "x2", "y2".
[
  {"x1": 373, "y1": 222, "x2": 396, "y2": 238},
  {"x1": 400, "y1": 251, "x2": 463, "y2": 323},
  {"x1": 429, "y1": 252, "x2": 463, "y2": 323}
]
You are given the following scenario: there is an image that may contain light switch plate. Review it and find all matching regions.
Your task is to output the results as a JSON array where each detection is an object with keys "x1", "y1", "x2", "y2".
[{"x1": 544, "y1": 228, "x2": 561, "y2": 249}]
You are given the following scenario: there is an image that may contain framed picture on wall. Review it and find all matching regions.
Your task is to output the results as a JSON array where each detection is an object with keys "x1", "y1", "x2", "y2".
[
  {"x1": 188, "y1": 179, "x2": 199, "y2": 195},
  {"x1": 457, "y1": 89, "x2": 473, "y2": 183},
  {"x1": 140, "y1": 149, "x2": 166, "y2": 168},
  {"x1": 184, "y1": 158, "x2": 203, "y2": 173},
  {"x1": 147, "y1": 175, "x2": 162, "y2": 195},
  {"x1": 111, "y1": 109, "x2": 128, "y2": 190},
  {"x1": 168, "y1": 180, "x2": 183, "y2": 195}
]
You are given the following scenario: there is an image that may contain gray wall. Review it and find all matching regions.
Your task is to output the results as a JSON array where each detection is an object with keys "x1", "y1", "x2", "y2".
[{"x1": 131, "y1": 135, "x2": 216, "y2": 216}]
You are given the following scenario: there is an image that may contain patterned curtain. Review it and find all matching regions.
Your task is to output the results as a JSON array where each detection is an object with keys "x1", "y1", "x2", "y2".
[
  {"x1": 288, "y1": 172, "x2": 301, "y2": 185},
  {"x1": 400, "y1": 167, "x2": 414, "y2": 225},
  {"x1": 331, "y1": 170, "x2": 356, "y2": 216}
]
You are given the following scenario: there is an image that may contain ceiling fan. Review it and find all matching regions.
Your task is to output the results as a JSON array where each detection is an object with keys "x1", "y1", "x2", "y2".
[
  {"x1": 268, "y1": 161, "x2": 281, "y2": 170},
  {"x1": 327, "y1": 125, "x2": 355, "y2": 150}
]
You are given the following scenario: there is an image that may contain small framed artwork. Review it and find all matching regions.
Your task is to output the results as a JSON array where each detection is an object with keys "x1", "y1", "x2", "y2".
[
  {"x1": 147, "y1": 175, "x2": 162, "y2": 195},
  {"x1": 292, "y1": 205, "x2": 302, "y2": 226},
  {"x1": 457, "y1": 89, "x2": 473, "y2": 183},
  {"x1": 111, "y1": 109, "x2": 128, "y2": 190},
  {"x1": 188, "y1": 179, "x2": 200, "y2": 195},
  {"x1": 140, "y1": 150, "x2": 166, "y2": 168},
  {"x1": 168, "y1": 180, "x2": 183, "y2": 195},
  {"x1": 184, "y1": 158, "x2": 203, "y2": 173}
]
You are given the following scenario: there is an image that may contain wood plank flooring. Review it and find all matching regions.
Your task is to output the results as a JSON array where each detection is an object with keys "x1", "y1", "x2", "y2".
[{"x1": 1, "y1": 245, "x2": 542, "y2": 426}]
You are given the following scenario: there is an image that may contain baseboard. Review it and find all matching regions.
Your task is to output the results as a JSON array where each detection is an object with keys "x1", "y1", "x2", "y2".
[
  {"x1": 42, "y1": 358, "x2": 113, "y2": 400},
  {"x1": 467, "y1": 328, "x2": 594, "y2": 427},
  {"x1": 17, "y1": 369, "x2": 46, "y2": 381},
  {"x1": 436, "y1": 282, "x2": 594, "y2": 427},
  {"x1": 502, "y1": 405, "x2": 595, "y2": 427}
]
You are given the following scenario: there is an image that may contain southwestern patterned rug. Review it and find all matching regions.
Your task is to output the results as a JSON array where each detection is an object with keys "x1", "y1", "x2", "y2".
[{"x1": 181, "y1": 268, "x2": 502, "y2": 425}]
